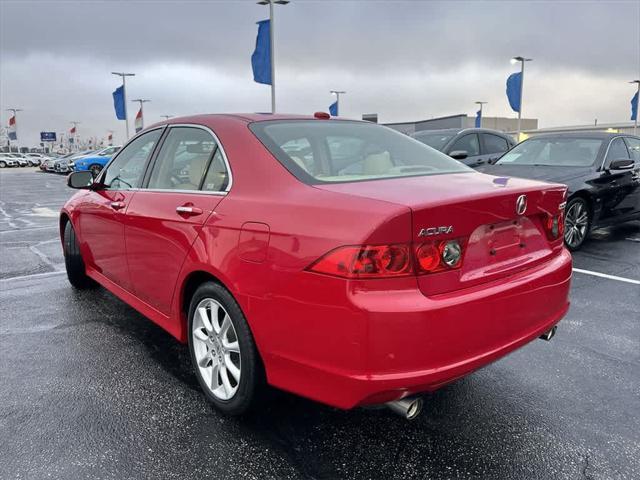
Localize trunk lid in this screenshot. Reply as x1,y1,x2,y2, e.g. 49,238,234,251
314,172,567,295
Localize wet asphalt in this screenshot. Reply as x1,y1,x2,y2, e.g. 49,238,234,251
0,167,638,480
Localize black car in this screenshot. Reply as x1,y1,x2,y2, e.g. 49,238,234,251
411,128,516,168
479,132,640,250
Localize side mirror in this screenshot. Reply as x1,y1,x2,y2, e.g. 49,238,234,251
449,150,468,160
608,159,634,171
67,171,95,189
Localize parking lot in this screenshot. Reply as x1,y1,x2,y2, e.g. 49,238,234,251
0,167,638,479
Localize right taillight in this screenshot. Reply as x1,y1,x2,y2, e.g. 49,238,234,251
544,214,564,240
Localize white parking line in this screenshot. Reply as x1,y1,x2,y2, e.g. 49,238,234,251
626,237,640,243
573,268,640,285
0,271,65,282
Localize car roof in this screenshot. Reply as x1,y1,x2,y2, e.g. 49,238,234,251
146,113,364,129
412,127,513,137
527,132,640,140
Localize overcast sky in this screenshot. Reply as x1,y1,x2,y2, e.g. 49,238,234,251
1,0,639,146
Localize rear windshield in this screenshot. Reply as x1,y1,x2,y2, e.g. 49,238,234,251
249,120,470,184
497,137,603,167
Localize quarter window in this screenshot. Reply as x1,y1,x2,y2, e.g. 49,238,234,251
102,129,162,190
482,134,510,154
450,134,480,156
147,127,228,191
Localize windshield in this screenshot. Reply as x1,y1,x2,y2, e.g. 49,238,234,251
411,132,455,151
497,137,603,167
249,120,470,184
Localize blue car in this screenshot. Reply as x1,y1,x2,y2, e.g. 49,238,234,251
72,146,121,176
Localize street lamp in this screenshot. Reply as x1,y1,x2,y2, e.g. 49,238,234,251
131,98,150,132
257,0,290,114
630,80,640,136
330,90,346,115
475,101,487,128
111,72,135,139
511,56,532,140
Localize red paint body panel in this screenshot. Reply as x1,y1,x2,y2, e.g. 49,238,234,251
61,114,572,410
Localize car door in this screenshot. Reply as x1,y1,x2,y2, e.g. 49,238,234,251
124,125,231,315
481,133,512,164
595,137,636,222
623,136,640,216
78,128,163,291
447,133,482,167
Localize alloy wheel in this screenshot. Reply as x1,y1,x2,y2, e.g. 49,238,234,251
192,298,241,401
564,200,589,249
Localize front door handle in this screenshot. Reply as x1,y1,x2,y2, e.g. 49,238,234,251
110,201,126,210
176,205,203,216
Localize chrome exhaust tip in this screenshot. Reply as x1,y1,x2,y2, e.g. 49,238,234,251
386,396,423,420
539,325,557,341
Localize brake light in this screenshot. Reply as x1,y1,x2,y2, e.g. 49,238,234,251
308,244,413,278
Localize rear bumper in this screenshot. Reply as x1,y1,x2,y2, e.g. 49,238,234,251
266,249,572,409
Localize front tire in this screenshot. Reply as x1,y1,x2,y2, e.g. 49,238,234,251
63,221,95,289
0,161,6,168
188,282,263,415
564,197,591,251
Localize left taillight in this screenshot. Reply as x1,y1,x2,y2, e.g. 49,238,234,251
308,239,466,279
307,244,413,279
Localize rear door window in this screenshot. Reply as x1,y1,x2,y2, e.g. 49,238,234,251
147,127,226,191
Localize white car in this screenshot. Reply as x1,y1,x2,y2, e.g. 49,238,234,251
0,153,19,168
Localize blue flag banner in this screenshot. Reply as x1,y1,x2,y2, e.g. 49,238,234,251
506,72,522,113
631,91,639,121
329,101,338,116
475,109,481,128
252,19,272,85
112,85,126,120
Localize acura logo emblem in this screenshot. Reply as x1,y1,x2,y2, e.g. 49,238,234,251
516,195,527,215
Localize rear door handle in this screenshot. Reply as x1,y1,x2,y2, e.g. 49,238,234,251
110,201,126,210
176,205,203,216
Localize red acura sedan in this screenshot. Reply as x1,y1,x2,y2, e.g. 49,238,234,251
62,114,571,418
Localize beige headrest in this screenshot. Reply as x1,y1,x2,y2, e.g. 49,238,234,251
363,151,392,175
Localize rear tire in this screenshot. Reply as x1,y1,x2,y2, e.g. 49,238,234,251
564,197,591,251
188,281,264,416
63,221,95,289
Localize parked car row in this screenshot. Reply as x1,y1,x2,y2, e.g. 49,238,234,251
39,146,121,175
411,127,640,250
0,152,47,168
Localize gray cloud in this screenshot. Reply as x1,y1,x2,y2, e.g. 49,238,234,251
1,0,639,146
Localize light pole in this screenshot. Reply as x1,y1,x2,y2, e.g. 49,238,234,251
6,108,22,149
257,0,289,114
475,101,487,128
131,98,150,131
631,80,640,136
111,72,135,139
330,90,346,115
511,56,532,141
160,115,173,121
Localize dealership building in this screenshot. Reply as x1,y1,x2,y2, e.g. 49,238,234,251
382,114,538,135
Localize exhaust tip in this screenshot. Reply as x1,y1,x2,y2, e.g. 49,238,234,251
539,325,557,341
386,396,423,420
